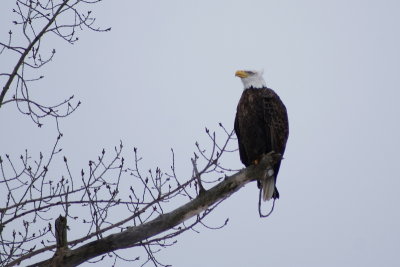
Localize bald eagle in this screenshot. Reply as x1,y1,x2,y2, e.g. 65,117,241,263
234,70,289,201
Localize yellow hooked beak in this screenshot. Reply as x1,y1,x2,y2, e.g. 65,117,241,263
235,70,249,78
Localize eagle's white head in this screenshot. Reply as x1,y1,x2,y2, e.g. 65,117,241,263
235,69,266,89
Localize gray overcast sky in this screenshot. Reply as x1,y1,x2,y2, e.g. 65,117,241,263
1,0,400,266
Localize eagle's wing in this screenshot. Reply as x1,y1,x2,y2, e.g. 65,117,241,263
262,89,289,176
234,112,249,166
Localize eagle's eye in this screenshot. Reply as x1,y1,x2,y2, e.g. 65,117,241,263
246,71,255,75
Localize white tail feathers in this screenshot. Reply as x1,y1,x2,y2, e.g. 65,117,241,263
262,170,275,201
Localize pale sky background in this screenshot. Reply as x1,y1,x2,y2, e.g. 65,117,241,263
1,0,400,266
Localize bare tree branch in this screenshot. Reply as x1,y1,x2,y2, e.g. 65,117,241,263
25,152,280,267
0,0,110,128
1,125,281,267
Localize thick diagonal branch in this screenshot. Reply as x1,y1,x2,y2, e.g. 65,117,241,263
27,152,280,267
